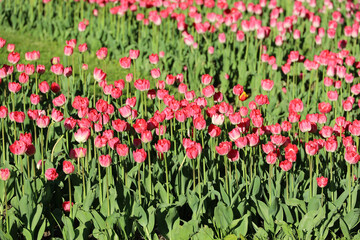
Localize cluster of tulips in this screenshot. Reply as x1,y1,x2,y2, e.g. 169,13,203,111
1,0,360,238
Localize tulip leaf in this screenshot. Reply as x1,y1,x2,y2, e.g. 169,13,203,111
214,202,233,230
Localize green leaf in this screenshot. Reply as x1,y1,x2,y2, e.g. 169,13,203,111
83,189,95,211
91,210,107,230
165,207,179,231
171,219,198,240
255,199,271,226
344,208,360,230
37,219,47,240
339,217,350,239
0,230,12,240
280,204,294,223
219,183,230,206
133,203,148,227
22,228,33,240
307,196,321,212
31,204,43,231
63,216,75,240
298,210,317,233
147,206,156,233
214,202,233,230
275,220,294,238
191,226,214,240
224,234,237,240
251,176,261,196
252,224,268,240
269,198,279,217
237,214,249,237
285,198,306,212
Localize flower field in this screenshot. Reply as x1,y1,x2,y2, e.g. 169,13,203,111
1,0,360,239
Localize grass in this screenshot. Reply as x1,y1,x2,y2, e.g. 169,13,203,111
0,26,127,83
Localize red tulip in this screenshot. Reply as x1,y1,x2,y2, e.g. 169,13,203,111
266,152,278,164
133,119,147,134
133,149,147,163
63,161,75,174
318,102,332,114
51,64,64,75
78,43,88,52
10,140,27,155
99,155,112,167
116,144,129,157
134,79,150,91
74,128,91,143
149,53,159,64
0,106,8,118
325,138,338,152
305,141,319,156
0,168,10,181
155,139,171,153
261,79,274,91
45,168,59,181
299,119,311,133
228,149,240,162
62,201,74,212
316,176,328,188
8,82,21,93
9,111,25,123
119,57,131,69
216,141,232,155
64,46,73,56
141,130,153,143
93,68,106,82
247,133,259,147
279,160,292,171
36,115,50,128
8,52,20,64
96,47,108,60
186,146,199,159
201,74,213,85
345,150,360,164
129,49,140,59
288,99,304,113
51,82,61,93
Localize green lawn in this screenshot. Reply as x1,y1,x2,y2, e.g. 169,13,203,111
0,26,126,83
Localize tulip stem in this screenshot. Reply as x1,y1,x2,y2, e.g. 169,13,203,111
2,119,5,165
4,182,8,233
286,171,289,200
137,164,142,204
107,167,110,216
82,158,86,200
45,122,54,156
348,163,351,212
201,130,206,184
93,81,96,107
192,158,196,192
27,156,30,179
309,155,313,198
41,128,44,176
329,152,333,201
164,152,169,204
224,155,229,195
245,33,249,62
97,160,102,207
243,149,249,195
269,164,272,203
147,142,152,199
197,155,201,198
68,176,72,218
144,92,147,119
